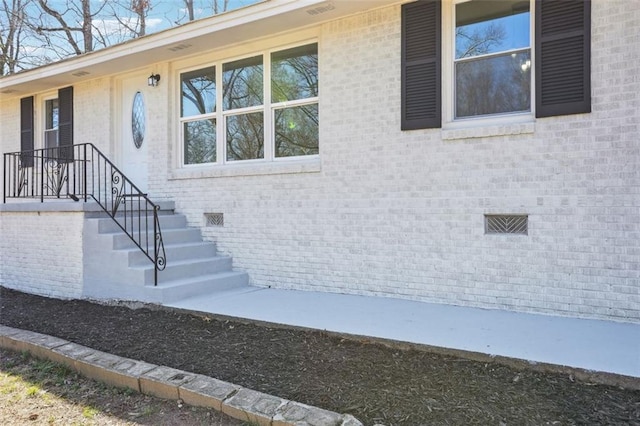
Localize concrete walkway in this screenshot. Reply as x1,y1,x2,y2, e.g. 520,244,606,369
166,287,640,380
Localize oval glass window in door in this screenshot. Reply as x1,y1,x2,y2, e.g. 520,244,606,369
132,91,145,149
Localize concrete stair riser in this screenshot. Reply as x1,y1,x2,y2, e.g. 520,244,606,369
110,228,203,249
95,214,187,234
125,242,218,266
134,257,234,285
155,272,249,303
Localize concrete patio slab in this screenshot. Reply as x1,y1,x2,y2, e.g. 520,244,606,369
167,288,640,380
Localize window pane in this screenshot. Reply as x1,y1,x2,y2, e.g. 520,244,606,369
456,51,531,118
456,0,530,59
181,66,216,117
184,119,216,164
275,104,318,158
226,112,264,161
223,56,263,110
45,99,59,129
271,44,318,103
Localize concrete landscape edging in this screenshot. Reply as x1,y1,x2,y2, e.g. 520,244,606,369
0,325,362,426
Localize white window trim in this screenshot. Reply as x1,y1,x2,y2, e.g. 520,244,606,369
441,0,536,134
178,39,320,170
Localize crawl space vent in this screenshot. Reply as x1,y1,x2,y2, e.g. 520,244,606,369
485,215,528,235
205,212,224,227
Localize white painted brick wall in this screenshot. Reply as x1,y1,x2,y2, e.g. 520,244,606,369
0,98,20,184
0,1,637,323
0,212,84,298
74,78,112,154
151,0,639,323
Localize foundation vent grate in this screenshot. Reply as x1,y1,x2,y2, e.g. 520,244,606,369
205,213,224,227
485,215,528,235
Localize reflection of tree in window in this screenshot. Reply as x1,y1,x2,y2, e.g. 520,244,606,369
456,23,506,59
456,53,530,117
181,67,216,164
184,119,216,164
271,44,318,102
271,44,318,158
223,56,263,110
181,67,216,116
455,0,530,118
180,43,319,164
275,105,318,157
223,56,264,161
45,99,59,153
226,112,264,161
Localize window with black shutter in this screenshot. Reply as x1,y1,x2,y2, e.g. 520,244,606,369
401,0,591,129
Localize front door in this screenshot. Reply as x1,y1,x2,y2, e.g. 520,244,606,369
120,76,148,193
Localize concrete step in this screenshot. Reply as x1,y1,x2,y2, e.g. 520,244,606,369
93,214,187,234
83,201,250,304
150,271,250,303
125,241,218,266
110,227,202,249
133,256,234,285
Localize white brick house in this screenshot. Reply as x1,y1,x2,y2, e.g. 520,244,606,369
1,0,638,323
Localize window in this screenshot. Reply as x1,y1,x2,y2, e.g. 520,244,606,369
224,56,264,161
181,66,216,164
401,0,591,130
454,0,531,118
180,43,318,166
44,98,59,150
272,44,319,158
19,86,73,166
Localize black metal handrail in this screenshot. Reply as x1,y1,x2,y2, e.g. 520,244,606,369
3,143,166,285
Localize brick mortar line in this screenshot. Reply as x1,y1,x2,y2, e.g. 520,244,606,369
0,325,362,426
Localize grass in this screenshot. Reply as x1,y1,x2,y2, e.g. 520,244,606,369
25,385,40,397
82,406,100,419
0,347,244,425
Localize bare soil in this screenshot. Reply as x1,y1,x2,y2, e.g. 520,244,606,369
1,287,639,426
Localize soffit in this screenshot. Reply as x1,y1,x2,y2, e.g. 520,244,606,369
0,0,399,98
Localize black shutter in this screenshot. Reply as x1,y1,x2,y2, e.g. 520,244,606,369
536,0,591,117
20,96,34,167
58,86,74,162
401,0,441,130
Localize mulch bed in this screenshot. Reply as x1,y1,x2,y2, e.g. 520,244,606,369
1,287,639,425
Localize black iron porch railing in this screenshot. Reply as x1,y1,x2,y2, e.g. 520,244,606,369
3,143,166,285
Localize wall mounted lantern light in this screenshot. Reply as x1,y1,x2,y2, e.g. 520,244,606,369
147,74,161,87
